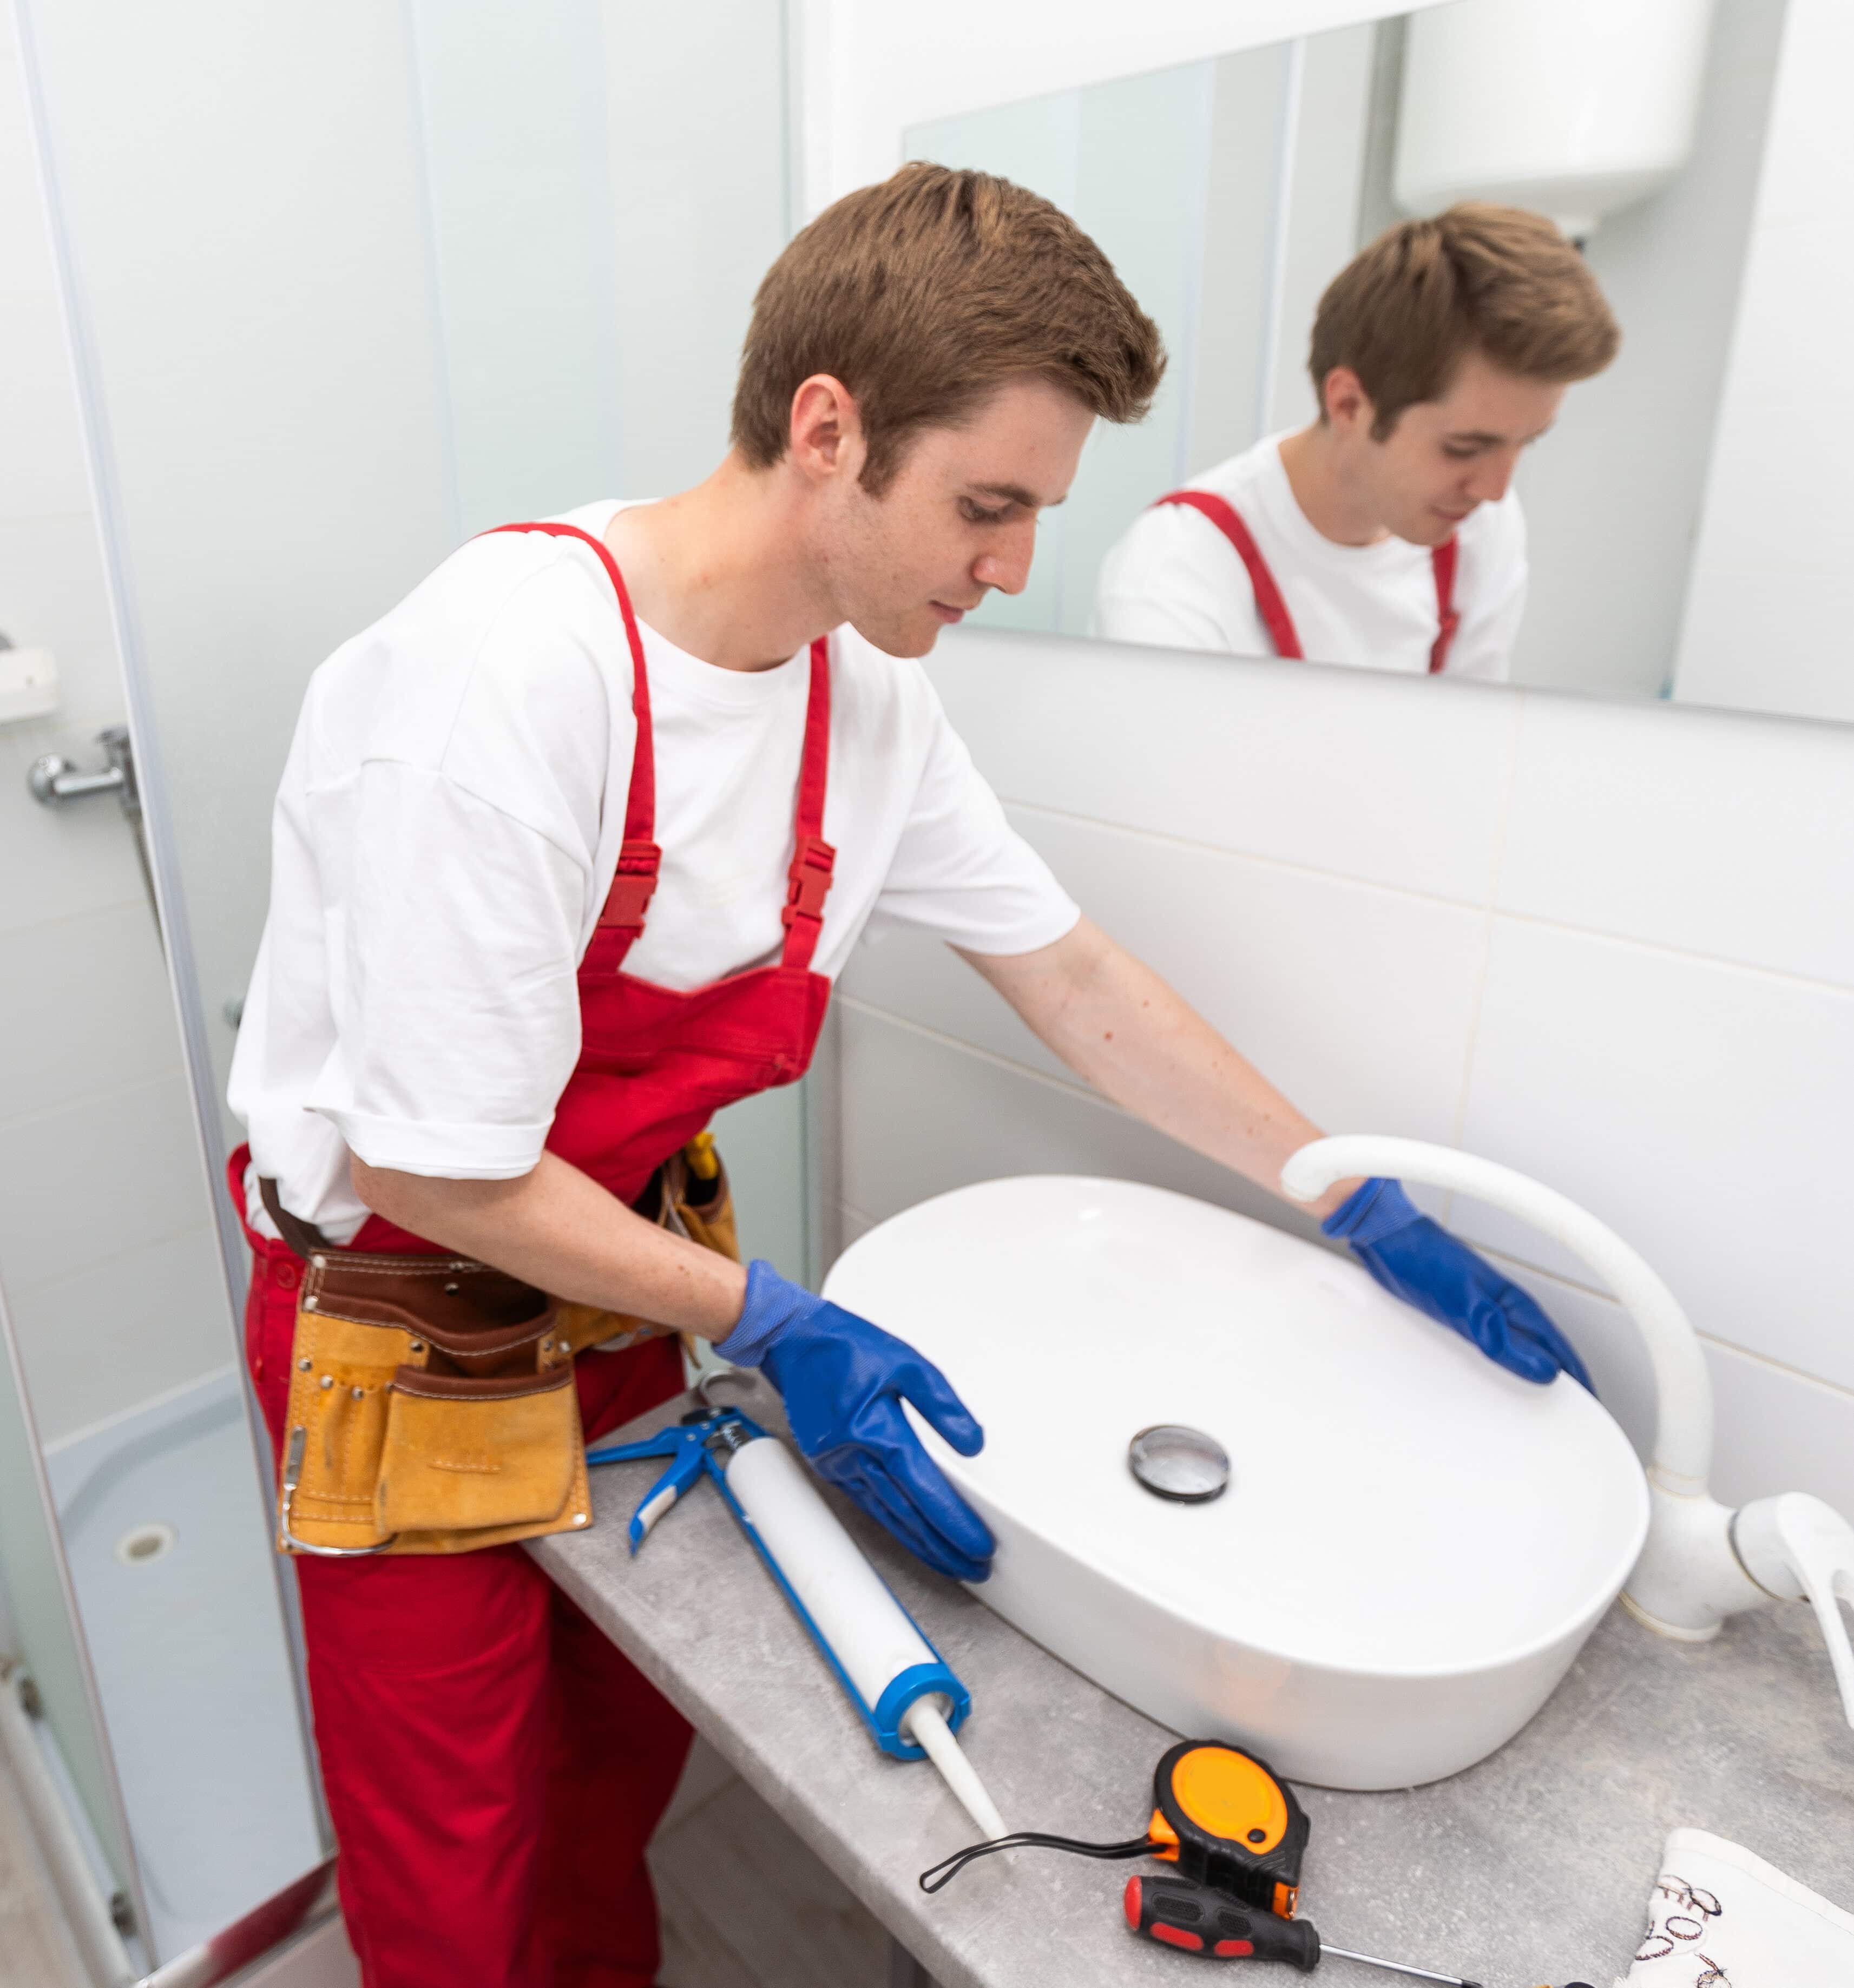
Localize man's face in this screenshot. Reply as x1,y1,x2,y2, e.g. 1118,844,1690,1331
1345,350,1565,547
820,374,1094,657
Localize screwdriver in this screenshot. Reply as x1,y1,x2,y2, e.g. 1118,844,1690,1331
1125,1874,1483,1986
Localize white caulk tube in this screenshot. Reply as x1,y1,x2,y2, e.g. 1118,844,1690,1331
721,1433,1006,1841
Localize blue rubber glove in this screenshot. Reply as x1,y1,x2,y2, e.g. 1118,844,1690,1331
1323,1178,1593,1391
715,1260,995,1582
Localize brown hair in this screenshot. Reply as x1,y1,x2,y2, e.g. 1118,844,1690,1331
732,162,1165,493
1308,203,1619,438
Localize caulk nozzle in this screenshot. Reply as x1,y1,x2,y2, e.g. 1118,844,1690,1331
902,1699,1006,1842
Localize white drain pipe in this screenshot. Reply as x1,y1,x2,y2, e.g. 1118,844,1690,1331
1281,1136,1854,1728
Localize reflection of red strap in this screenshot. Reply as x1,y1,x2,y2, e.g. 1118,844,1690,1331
1156,490,1462,674
1154,490,1301,657
1428,536,1459,675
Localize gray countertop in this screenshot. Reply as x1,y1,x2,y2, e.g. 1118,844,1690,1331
533,1374,1854,1988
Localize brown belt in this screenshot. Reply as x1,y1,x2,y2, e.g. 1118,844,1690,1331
261,1140,739,1558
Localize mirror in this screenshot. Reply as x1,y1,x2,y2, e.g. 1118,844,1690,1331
5,0,793,1975
906,0,1843,724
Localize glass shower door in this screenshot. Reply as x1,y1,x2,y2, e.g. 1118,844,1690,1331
15,0,794,1974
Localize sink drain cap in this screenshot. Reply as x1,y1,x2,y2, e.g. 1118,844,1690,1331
1128,1425,1230,1503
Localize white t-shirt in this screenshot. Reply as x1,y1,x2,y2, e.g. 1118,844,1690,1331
1093,433,1526,681
228,501,1079,1241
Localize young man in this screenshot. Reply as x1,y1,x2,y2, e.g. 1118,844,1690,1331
228,165,1587,1988
1095,203,1620,677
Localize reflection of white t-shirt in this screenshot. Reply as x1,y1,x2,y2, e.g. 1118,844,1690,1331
1094,433,1527,681
229,500,1079,1240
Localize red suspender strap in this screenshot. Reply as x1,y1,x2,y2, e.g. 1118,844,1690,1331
1428,537,1460,675
1153,490,1304,660
779,637,836,972
483,522,659,961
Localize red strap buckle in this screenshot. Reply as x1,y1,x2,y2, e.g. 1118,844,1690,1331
599,839,661,932
780,835,837,929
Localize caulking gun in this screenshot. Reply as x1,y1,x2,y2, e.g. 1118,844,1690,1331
586,1390,1006,1843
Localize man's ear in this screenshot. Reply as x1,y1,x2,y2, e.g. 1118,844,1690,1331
1320,365,1374,439
788,374,866,486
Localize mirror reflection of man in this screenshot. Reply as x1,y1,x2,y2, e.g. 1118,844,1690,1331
1095,205,1618,677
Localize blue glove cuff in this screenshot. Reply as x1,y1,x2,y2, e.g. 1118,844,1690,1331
1322,1176,1422,1248
712,1259,813,1369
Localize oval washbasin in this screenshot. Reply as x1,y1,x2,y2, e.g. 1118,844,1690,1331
821,1176,1649,1789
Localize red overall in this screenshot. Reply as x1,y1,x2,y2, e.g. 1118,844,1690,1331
1153,489,1461,674
233,522,838,1988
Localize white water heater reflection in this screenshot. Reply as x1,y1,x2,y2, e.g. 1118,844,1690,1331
1393,0,1718,240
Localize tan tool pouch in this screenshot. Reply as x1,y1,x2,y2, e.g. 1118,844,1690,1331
267,1136,740,1559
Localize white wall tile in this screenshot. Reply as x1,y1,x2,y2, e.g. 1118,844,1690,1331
926,626,1520,904
845,805,1492,1147
0,29,94,522
1702,1341,1854,1517
839,1004,1330,1247
1454,919,1854,1392
0,512,134,737
0,902,177,1123
0,1075,214,1294
1500,694,1854,988
5,1225,235,1446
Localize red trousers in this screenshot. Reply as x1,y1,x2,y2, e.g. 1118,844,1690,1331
244,1236,692,1988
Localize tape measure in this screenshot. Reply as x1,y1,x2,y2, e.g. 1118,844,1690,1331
917,1736,1307,1912
1146,1740,1310,1918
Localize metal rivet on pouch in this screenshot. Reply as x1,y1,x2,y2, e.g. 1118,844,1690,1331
311,1255,326,1270
298,1358,312,1372
303,1296,318,1311
573,1514,587,1525
409,1341,424,1354
319,1375,333,1390
444,1281,459,1295
351,1386,364,1399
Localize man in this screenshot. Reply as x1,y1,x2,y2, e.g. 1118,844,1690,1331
228,165,1587,1988
1095,203,1619,677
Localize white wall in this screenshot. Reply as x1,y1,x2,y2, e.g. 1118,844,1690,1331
794,0,1422,215
836,634,1854,1520
1673,0,1854,723
1509,0,1788,701
0,8,232,1447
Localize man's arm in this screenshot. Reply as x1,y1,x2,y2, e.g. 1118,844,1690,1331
956,916,1359,1220
961,916,1590,1388
351,1151,747,1333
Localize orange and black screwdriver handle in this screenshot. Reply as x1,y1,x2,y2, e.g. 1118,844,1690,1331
1146,1740,1311,1920
1127,1874,1322,1967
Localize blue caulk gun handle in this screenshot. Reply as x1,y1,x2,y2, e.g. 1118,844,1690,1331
587,1404,1008,1842
585,1408,766,1553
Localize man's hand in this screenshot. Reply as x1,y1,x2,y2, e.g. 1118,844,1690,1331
716,1260,994,1581
1323,1177,1592,1388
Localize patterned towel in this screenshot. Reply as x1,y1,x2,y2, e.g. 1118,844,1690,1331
1617,1828,1854,1988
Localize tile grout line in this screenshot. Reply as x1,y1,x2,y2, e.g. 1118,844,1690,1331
4,1216,220,1300
0,1062,190,1141
0,893,168,950
837,995,1127,1117
1473,1242,1854,1405
1438,690,1530,1216
841,1003,1854,1411
998,796,1854,998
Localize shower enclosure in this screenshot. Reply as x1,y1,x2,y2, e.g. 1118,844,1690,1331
2,2,797,1978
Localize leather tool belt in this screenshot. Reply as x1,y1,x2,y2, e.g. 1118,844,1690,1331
263,1139,740,1558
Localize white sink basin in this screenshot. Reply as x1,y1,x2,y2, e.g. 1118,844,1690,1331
823,1176,1649,1789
